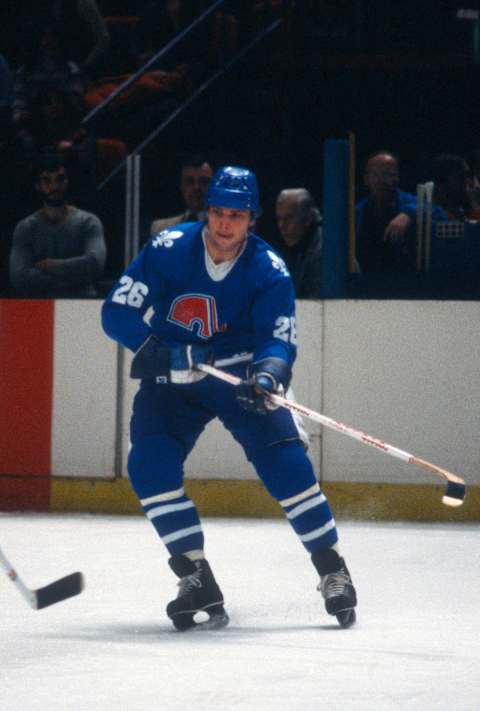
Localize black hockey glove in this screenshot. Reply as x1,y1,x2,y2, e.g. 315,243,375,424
236,357,291,415
130,335,213,383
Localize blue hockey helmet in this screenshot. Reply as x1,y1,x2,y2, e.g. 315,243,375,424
205,166,259,214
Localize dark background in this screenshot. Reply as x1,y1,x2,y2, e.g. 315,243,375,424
135,1,480,245
1,0,479,282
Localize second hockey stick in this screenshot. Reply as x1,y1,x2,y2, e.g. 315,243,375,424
196,363,466,507
0,545,84,609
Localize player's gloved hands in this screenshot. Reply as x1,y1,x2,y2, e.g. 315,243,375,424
130,335,213,383
236,357,291,415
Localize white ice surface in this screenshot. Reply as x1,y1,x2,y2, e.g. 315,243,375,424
1,514,479,711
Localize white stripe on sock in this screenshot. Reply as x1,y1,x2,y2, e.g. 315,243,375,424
146,500,195,520
299,518,336,543
140,486,185,506
279,482,320,508
162,524,203,545
286,493,326,520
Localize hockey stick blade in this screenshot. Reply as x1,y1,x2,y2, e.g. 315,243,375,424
1,546,85,609
35,572,85,610
442,480,466,508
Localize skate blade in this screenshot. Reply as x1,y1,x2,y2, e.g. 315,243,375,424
336,608,356,628
192,611,230,631
171,610,230,631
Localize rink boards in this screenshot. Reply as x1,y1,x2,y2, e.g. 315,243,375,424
0,298,479,521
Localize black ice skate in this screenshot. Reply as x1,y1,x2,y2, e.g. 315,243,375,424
311,548,357,628
166,554,229,631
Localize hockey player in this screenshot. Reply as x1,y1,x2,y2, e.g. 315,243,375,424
101,166,357,630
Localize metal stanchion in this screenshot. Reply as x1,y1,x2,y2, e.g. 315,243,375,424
116,153,142,477
124,153,142,267
416,182,434,272
423,182,434,272
416,183,425,272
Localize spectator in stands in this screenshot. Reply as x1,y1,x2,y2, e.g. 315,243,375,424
56,0,110,77
355,151,417,273
13,25,87,129
14,82,97,207
430,154,471,221
9,153,106,298
151,154,213,234
17,0,110,79
11,2,108,118
134,0,201,71
274,188,322,299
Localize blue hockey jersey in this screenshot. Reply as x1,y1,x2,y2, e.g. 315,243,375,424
102,222,297,367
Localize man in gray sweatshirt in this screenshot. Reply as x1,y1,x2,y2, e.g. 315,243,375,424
9,153,106,297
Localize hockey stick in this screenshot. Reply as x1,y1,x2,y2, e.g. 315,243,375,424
196,363,466,507
0,546,84,609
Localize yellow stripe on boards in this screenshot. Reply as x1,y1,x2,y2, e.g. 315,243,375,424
50,478,480,522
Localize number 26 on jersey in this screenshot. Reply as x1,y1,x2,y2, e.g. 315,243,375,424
112,276,149,308
273,316,297,344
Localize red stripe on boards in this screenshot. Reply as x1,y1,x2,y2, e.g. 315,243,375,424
0,300,53,509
